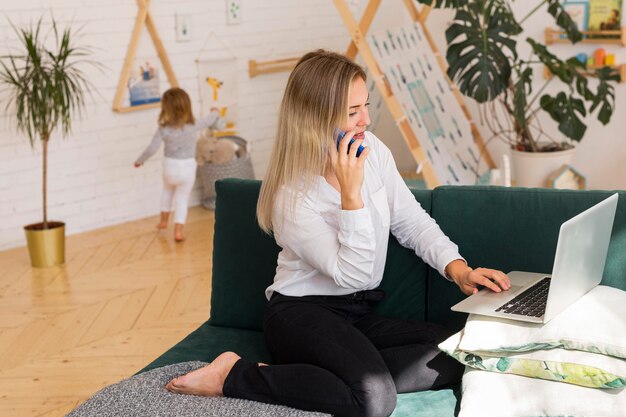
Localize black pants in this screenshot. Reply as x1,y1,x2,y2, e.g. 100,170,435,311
222,290,463,417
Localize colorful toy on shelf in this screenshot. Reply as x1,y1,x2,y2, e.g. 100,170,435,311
587,56,595,67
605,53,616,65
576,52,588,64
594,47,606,66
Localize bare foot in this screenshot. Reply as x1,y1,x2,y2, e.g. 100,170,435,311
174,223,185,242
157,212,170,230
165,352,241,396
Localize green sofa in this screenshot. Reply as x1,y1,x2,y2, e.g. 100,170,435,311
141,179,626,417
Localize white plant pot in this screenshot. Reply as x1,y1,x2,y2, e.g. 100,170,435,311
510,147,576,188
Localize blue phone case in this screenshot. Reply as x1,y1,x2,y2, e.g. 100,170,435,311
335,130,365,157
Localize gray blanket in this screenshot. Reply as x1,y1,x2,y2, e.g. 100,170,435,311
67,361,331,417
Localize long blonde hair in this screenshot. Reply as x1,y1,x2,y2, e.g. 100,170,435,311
158,87,196,128
256,50,367,233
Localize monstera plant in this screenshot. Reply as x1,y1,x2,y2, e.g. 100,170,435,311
418,0,618,153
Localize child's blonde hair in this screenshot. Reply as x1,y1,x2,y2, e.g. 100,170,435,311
256,50,367,233
158,87,196,128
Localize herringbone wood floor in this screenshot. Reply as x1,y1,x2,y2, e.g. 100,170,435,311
0,207,215,417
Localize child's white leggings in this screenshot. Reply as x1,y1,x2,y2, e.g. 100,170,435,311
161,158,197,224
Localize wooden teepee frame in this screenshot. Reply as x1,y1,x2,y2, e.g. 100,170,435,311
113,0,179,113
334,0,494,187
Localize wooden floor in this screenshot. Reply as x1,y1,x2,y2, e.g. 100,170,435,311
0,207,215,417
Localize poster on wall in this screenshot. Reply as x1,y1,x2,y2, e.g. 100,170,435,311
196,57,238,131
127,59,161,106
226,0,242,25
176,13,193,42
369,23,489,185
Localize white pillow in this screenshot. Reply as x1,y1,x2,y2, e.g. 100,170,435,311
440,329,626,389
459,285,626,358
459,367,626,417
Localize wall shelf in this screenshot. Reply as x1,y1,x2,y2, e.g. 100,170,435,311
544,27,626,46
248,57,300,78
543,63,626,83
112,0,179,113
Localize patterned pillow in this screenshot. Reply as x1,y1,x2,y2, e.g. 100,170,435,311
440,330,626,389
439,286,626,389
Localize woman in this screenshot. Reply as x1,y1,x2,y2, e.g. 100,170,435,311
166,50,510,417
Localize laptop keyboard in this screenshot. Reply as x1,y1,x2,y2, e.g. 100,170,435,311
495,277,551,317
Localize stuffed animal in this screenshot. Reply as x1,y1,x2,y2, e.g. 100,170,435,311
195,128,240,165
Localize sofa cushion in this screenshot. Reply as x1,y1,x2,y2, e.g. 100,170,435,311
210,179,435,330
140,322,270,374
210,180,280,331
392,389,460,417
116,362,460,417
138,325,460,416
428,186,626,331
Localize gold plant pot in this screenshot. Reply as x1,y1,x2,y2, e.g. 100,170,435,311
24,221,65,267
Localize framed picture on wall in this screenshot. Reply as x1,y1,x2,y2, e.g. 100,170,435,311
562,1,590,35
588,0,622,31
127,60,161,107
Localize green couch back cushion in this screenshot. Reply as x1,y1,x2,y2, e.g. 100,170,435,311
210,180,281,330
376,189,432,322
427,186,626,331
209,179,433,330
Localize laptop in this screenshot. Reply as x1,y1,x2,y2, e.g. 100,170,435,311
451,193,619,324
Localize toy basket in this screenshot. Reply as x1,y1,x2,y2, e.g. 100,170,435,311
197,135,254,209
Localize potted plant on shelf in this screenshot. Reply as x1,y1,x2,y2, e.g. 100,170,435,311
419,0,619,187
0,18,96,267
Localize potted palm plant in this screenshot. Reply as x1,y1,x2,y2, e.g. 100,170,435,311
419,0,619,187
0,17,96,267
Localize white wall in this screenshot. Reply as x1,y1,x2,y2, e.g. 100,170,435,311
0,0,361,250
1,1,625,251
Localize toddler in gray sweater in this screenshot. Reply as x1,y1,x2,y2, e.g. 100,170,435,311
134,87,225,242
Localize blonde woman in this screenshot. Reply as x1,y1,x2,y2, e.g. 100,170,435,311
134,88,225,241
165,50,509,417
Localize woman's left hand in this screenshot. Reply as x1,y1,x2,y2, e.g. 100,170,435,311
445,260,510,295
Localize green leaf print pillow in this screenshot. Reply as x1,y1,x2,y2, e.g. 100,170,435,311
439,330,626,389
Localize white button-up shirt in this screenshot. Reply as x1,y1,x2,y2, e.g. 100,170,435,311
266,132,462,299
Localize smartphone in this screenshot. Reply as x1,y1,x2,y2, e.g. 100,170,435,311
335,129,365,157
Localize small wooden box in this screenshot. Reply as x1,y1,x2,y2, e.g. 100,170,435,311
547,164,587,190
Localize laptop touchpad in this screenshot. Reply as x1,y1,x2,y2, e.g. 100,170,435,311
480,285,524,297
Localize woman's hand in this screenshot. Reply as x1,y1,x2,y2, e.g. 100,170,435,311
445,259,511,296
330,130,370,210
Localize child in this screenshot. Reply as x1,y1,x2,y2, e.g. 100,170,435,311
134,87,225,242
